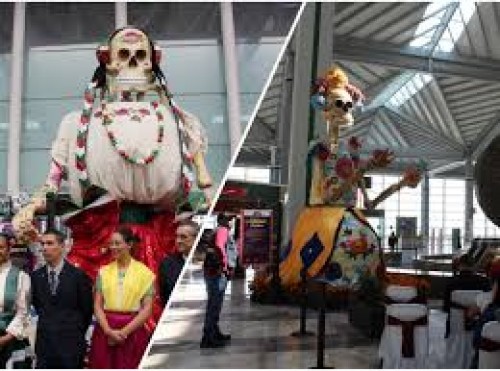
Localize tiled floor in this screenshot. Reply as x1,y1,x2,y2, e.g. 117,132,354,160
141,264,449,369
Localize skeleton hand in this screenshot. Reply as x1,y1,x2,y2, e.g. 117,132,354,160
193,152,213,189
202,187,213,210
33,195,47,213
12,184,57,244
402,166,422,188
369,149,394,169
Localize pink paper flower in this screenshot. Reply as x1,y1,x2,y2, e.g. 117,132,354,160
335,157,354,179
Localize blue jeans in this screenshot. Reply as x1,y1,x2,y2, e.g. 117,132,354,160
203,274,227,340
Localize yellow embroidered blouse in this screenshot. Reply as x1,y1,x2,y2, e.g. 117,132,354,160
96,259,155,312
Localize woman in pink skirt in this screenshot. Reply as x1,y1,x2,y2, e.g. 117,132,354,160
89,226,155,368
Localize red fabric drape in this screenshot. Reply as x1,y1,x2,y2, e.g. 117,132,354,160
66,201,177,328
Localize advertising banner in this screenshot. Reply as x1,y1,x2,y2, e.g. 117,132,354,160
241,209,273,265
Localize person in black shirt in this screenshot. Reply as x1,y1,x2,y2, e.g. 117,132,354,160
158,220,199,306
388,231,398,252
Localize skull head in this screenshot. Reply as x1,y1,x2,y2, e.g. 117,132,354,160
323,87,354,128
106,28,155,93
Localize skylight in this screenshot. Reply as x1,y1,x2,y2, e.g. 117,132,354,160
389,1,477,107
435,2,476,53
389,73,433,107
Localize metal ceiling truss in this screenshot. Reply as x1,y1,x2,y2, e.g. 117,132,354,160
377,108,412,147
333,37,500,82
471,109,500,160
383,106,464,153
428,160,466,176
359,145,463,161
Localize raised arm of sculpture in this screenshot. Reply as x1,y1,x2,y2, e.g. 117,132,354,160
362,165,422,210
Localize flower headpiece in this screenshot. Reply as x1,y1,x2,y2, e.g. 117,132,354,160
311,66,365,110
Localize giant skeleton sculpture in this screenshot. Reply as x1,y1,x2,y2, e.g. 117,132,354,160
277,67,423,289
12,27,213,323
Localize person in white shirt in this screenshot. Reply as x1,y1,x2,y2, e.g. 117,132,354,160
0,233,31,368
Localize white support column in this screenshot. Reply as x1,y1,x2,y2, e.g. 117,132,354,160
7,2,26,195
220,2,242,156
115,2,128,29
283,4,316,239
420,171,430,249
276,48,294,186
269,145,279,184
464,158,474,247
314,2,335,139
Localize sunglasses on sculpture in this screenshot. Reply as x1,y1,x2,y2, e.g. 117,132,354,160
334,99,353,113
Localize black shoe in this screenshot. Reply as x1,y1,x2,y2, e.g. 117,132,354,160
200,337,226,348
215,331,231,341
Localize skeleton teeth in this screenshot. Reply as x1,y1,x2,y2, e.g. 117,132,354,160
116,77,148,85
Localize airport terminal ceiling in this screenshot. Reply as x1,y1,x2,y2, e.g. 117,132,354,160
238,2,500,181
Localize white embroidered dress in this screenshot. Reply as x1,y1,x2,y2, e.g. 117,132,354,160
50,101,207,207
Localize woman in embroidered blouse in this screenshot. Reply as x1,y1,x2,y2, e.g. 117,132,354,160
0,234,31,368
88,226,155,369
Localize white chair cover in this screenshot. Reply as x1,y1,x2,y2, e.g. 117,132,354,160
479,321,500,369
385,285,418,303
477,291,493,312
379,303,428,369
446,289,484,369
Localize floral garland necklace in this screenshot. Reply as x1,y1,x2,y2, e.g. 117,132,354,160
75,83,165,191
100,100,165,164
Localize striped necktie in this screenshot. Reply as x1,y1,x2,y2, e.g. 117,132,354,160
49,270,57,295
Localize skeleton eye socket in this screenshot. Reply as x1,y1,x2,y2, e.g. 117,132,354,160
118,49,130,61
135,49,147,61
345,101,353,110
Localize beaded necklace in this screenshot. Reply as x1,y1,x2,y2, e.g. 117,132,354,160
75,83,195,201
100,100,165,165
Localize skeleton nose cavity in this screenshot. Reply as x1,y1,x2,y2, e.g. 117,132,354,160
129,56,138,67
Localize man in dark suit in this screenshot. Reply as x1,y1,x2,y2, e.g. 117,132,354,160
31,229,93,368
159,219,199,305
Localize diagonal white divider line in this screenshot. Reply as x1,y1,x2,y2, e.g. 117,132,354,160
139,2,306,367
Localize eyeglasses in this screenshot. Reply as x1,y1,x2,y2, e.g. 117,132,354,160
334,99,353,113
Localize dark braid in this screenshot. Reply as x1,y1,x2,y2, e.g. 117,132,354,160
153,64,170,98
92,64,107,89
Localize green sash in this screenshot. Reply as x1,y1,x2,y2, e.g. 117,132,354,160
0,266,19,332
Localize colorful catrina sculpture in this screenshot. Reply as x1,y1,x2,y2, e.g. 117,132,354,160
13,27,212,320
278,66,422,289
